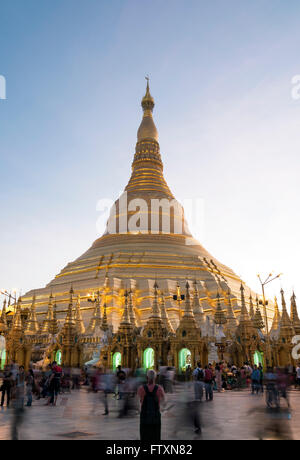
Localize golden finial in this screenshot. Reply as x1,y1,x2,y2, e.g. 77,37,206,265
141,75,155,112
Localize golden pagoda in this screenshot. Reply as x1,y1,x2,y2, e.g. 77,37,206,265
3,80,286,371
20,80,261,331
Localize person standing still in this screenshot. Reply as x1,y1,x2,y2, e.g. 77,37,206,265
193,363,204,401
204,365,214,401
138,370,165,441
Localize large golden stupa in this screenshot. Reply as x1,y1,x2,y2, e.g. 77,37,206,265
20,81,274,332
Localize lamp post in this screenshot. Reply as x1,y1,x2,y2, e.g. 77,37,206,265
257,273,282,366
0,290,17,303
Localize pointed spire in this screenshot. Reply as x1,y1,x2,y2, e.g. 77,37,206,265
11,297,23,333
214,293,227,325
224,289,237,335
137,78,158,143
141,76,155,112
50,299,59,335
0,298,8,333
101,302,109,332
64,286,75,327
249,294,255,320
279,289,295,341
120,290,131,325
290,292,300,334
239,284,251,323
271,296,281,332
183,282,194,318
150,281,161,319
75,295,85,335
128,290,138,327
24,293,40,335
160,291,174,333
192,280,205,326
88,290,102,333
124,79,173,200
41,293,54,334
253,297,265,330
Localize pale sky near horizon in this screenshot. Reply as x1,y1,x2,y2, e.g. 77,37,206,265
0,0,299,309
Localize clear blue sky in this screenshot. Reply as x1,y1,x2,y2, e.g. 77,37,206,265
0,0,299,307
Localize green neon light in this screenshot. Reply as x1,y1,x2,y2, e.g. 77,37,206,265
253,350,264,367
143,348,154,369
55,350,62,365
113,352,122,370
179,348,191,371
0,349,6,370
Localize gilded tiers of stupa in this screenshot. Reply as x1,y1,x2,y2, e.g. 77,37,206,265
19,81,275,332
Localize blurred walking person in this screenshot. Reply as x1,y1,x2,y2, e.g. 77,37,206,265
138,369,165,441
101,369,115,416
25,369,34,407
277,367,291,408
116,365,126,400
295,364,300,389
193,362,204,401
265,367,279,408
46,361,63,406
11,365,25,440
251,365,260,395
258,364,264,393
215,364,223,392
1,365,13,408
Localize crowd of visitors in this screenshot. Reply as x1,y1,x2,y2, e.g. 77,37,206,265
0,359,299,440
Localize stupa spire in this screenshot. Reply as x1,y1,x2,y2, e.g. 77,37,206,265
24,293,40,335
41,293,54,334
193,280,205,325
290,292,300,334
249,294,255,320
160,291,174,333
124,79,173,199
183,282,195,318
239,284,251,324
88,290,102,333
271,296,281,332
279,289,295,341
120,290,131,325
0,298,8,333
253,297,265,330
64,286,75,327
128,290,138,327
141,76,155,113
214,293,227,325
75,295,85,335
138,76,157,142
11,297,23,334
150,281,161,319
50,299,59,335
101,302,109,331
224,289,237,335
